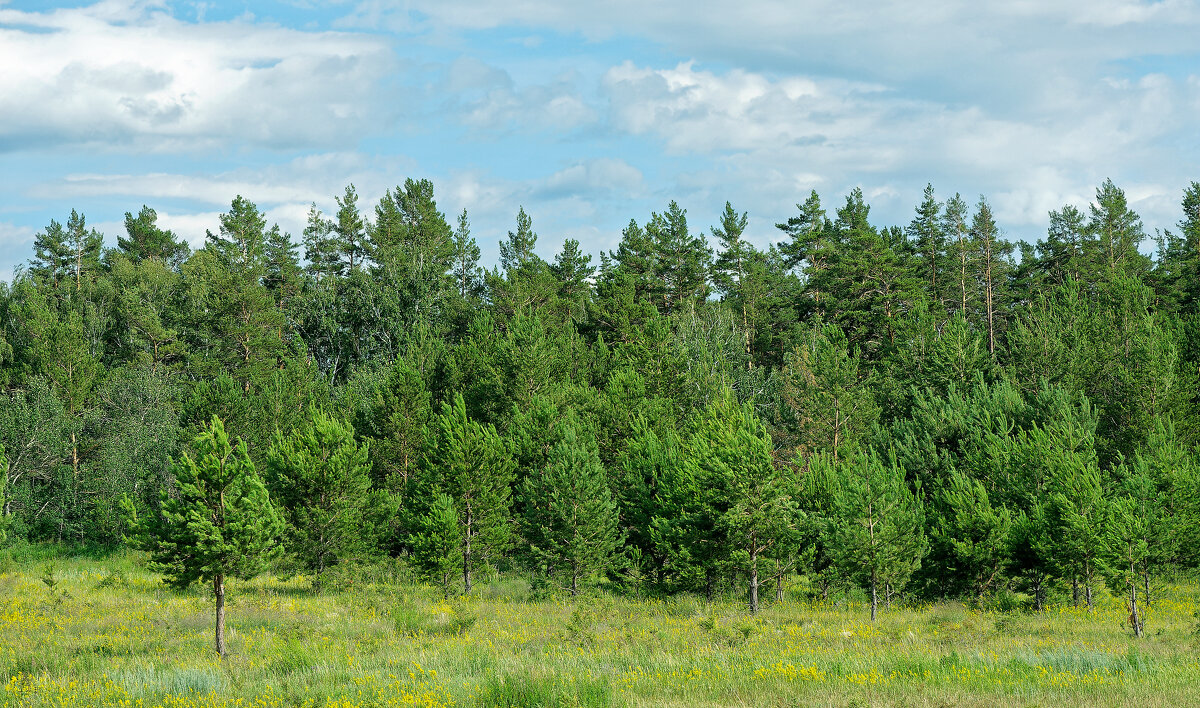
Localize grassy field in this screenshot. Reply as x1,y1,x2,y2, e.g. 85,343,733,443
3,549,1200,707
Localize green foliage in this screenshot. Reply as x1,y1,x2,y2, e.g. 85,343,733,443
419,393,516,593
128,416,284,590
520,419,621,595
829,449,927,620
266,412,395,584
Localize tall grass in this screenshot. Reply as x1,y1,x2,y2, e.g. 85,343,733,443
2,552,1199,707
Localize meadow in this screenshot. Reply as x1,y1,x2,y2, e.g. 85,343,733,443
3,548,1200,708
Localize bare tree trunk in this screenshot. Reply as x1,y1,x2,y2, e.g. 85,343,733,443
1072,577,1079,608
463,511,473,593
870,575,878,622
749,545,759,613
214,574,227,657
1130,561,1144,638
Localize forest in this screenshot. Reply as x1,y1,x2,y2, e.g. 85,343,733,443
1,176,1199,639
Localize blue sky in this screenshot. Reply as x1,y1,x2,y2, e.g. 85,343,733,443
1,0,1198,280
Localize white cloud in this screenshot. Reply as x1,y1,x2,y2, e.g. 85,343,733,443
596,59,1199,239
0,1,394,153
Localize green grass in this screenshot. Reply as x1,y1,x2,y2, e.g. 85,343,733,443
3,551,1200,707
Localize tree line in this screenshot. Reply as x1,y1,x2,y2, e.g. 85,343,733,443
2,177,1200,639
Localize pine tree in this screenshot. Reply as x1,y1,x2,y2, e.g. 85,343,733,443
830,450,927,621
1104,494,1148,637
262,225,302,308
933,472,1011,600
520,420,621,595
907,184,944,307
702,392,794,612
206,196,268,275
776,190,830,279
942,193,973,319
302,204,341,280
777,323,879,461
335,184,368,273
408,492,463,595
1042,205,1087,285
969,197,1012,355
452,209,484,301
1087,178,1148,278
711,201,756,363
649,201,711,316
119,206,189,267
1044,445,1108,610
500,206,539,276
551,238,594,324
265,413,394,587
125,416,283,656
29,218,71,287
420,393,516,592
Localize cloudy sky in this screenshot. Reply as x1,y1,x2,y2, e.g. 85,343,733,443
1,0,1198,280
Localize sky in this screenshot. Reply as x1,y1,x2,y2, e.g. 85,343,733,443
1,0,1198,280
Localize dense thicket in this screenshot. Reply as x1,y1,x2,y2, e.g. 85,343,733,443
3,178,1200,628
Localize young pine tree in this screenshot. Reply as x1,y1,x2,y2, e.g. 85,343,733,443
125,416,283,657
519,420,621,596
830,450,927,621
420,393,516,593
408,492,463,596
265,412,394,588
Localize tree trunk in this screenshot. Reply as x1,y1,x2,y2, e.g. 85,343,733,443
463,512,473,593
870,576,878,622
1072,577,1079,608
705,571,715,603
1130,560,1144,638
775,573,784,603
214,574,227,657
748,545,759,614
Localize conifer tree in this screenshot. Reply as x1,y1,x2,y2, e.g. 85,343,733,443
776,190,830,285
551,238,594,323
649,200,711,316
942,193,973,319
933,471,1011,600
969,196,1012,355
830,450,926,621
206,196,267,274
1087,178,1147,278
335,184,368,273
520,420,621,595
1042,205,1087,285
907,184,944,306
265,413,393,587
777,323,879,461
29,218,71,287
420,393,516,592
452,209,484,302
711,201,756,362
408,492,462,595
500,206,539,275
125,416,283,657
302,204,341,280
119,206,189,267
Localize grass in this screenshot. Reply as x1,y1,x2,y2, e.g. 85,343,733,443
3,550,1200,707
